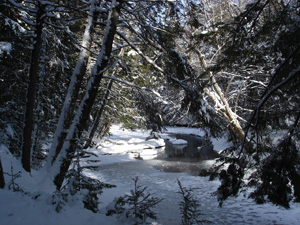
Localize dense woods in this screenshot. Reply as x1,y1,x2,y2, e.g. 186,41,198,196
1,0,299,214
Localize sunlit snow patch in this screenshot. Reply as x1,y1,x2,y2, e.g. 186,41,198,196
128,138,145,144
142,138,165,148
96,136,165,158
169,138,188,145
134,148,163,160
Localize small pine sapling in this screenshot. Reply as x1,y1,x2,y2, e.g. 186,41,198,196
107,176,163,224
4,162,22,192
177,179,210,225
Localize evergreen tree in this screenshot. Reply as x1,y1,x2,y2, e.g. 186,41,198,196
21,0,46,173
107,177,163,224
48,0,101,166
213,0,300,208
0,0,30,156
177,179,209,225
52,0,123,190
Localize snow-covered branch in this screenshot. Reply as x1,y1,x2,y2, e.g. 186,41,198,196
117,31,164,73
255,65,300,125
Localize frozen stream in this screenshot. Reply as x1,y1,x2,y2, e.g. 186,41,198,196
96,159,300,225
86,126,300,225
1,126,299,225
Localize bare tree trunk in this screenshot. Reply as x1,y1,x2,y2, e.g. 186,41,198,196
21,2,44,172
0,156,4,189
198,52,245,143
84,77,114,149
52,0,123,190
97,120,112,139
48,0,100,167
32,28,47,160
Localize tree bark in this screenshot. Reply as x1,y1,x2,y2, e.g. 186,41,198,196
198,52,245,143
97,120,112,139
83,77,114,149
48,0,100,167
21,2,44,173
52,0,123,190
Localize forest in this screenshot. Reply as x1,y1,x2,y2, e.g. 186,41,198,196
0,0,300,224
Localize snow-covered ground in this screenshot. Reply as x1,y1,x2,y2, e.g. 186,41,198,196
1,125,300,225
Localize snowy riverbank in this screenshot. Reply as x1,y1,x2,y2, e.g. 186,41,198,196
1,125,300,225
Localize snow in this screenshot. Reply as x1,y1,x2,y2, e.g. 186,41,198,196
169,138,188,145
5,124,14,138
127,49,137,56
5,18,26,34
164,126,206,136
0,42,12,55
211,137,232,152
1,125,300,225
0,144,10,155
0,189,121,225
88,126,165,165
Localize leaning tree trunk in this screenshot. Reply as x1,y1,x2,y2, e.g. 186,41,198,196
118,37,245,142
47,0,100,167
21,3,45,173
83,77,114,149
198,52,245,143
52,0,123,190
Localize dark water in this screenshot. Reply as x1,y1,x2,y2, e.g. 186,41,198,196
153,133,219,175
157,133,219,161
